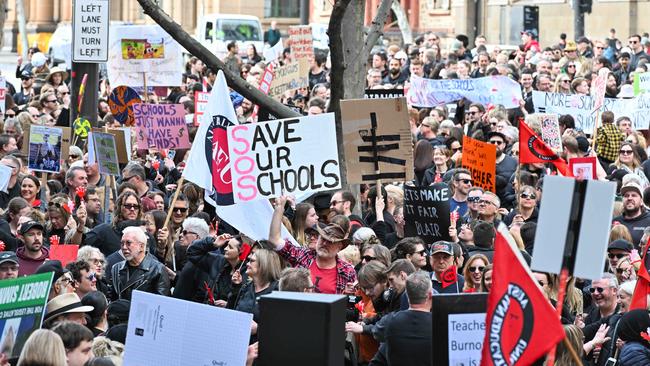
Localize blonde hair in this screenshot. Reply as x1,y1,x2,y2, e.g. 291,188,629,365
17,329,67,366
610,224,633,243
462,254,489,291
555,325,584,366
338,245,361,266
92,336,124,358
385,185,404,208
252,249,283,285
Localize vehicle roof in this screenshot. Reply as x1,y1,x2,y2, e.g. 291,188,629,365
200,14,261,21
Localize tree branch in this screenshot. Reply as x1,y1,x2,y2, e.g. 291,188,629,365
362,0,392,56
136,0,300,119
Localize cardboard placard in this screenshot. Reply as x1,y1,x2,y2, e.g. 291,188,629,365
0,273,53,358
528,113,562,151
403,183,452,243
27,126,63,173
288,25,313,60
49,245,79,267
91,128,129,164
133,103,190,150
340,98,413,184
269,59,310,97
591,73,607,112
93,132,120,176
364,89,404,99
634,71,650,95
22,126,71,162
227,113,341,203
568,156,597,180
461,136,496,193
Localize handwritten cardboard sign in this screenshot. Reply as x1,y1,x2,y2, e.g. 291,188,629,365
288,25,313,60
269,59,310,97
634,72,650,95
341,98,413,184
461,136,496,193
227,113,341,203
133,103,190,150
404,183,452,244
528,113,562,152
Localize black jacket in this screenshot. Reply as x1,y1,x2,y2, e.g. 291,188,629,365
85,222,156,257
231,280,278,322
109,253,170,300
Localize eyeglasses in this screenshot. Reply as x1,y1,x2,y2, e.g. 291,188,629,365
490,122,497,126
469,266,485,273
123,175,136,182
330,200,344,207
520,193,537,200
561,80,570,83
413,249,427,256
452,147,462,153
479,200,497,207
21,77,31,81
123,204,140,211
595,46,604,50
182,230,198,236
85,273,96,281
608,253,628,259
4,113,15,119
120,239,141,247
619,149,634,155
69,154,80,159
589,287,606,294
455,179,472,185
362,255,376,262
616,267,628,274
174,207,188,213
567,65,576,68
90,258,105,265
538,281,547,287
466,111,479,115
59,91,70,95
488,140,504,145
467,196,481,203
47,99,57,103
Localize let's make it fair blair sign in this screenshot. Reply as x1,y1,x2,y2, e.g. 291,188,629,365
227,113,341,203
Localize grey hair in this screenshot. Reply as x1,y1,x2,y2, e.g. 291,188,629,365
3,118,22,134
619,280,636,296
439,120,455,130
406,271,432,305
122,226,147,246
182,217,210,239
601,272,619,288
65,166,85,183
77,246,106,272
123,163,146,181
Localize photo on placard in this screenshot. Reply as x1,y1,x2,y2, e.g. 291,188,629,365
27,126,62,173
568,157,597,180
0,317,21,357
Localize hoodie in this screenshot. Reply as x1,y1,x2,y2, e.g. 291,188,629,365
16,246,49,276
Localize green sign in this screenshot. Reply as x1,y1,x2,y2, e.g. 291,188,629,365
93,132,120,176
633,72,650,95
0,272,53,357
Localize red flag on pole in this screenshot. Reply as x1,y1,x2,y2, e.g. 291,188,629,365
480,228,565,366
440,265,458,289
519,121,569,176
630,239,650,310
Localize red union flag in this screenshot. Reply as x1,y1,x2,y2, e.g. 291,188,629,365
480,228,564,366
519,121,568,176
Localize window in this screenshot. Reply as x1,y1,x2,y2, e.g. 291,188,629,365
427,0,450,11
217,20,262,42
205,22,214,43
265,0,300,18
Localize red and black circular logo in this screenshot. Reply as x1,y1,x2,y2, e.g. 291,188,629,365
527,135,559,162
205,115,235,205
488,283,534,364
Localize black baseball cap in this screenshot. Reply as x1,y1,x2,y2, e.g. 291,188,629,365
19,221,44,235
35,260,65,284
0,252,18,266
608,239,633,253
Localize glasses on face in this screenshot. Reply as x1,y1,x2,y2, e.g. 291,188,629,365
589,287,606,294
5,113,15,119
466,111,479,115
330,200,343,207
561,80,570,83
452,147,462,153
616,267,628,274
174,207,188,214
629,40,639,44
90,258,105,265
620,149,634,155
413,249,427,256
123,203,140,211
467,196,481,203
538,281,547,287
455,178,472,185
59,91,70,96
21,77,31,82
479,199,497,207
69,154,80,159
182,230,198,236
488,140,504,145
595,46,604,50
608,253,627,259
47,99,57,103
469,266,485,273
361,255,376,262
567,65,576,68
85,273,96,281
520,192,536,200
123,175,136,182
120,239,140,247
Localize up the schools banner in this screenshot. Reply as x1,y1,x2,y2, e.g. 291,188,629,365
407,75,523,109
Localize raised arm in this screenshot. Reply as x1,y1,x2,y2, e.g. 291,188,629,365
269,195,288,250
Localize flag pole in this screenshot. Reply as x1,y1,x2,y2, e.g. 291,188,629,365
545,268,582,365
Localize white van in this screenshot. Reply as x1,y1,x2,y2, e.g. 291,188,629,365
196,14,264,60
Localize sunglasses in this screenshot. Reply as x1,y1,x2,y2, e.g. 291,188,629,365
538,281,547,287
619,149,634,155
520,193,536,200
488,140,504,145
413,249,427,256
452,147,462,153
469,266,485,273
123,204,140,211
608,253,627,259
479,200,497,207
182,230,198,236
59,91,70,95
589,287,606,294
616,267,628,274
455,179,472,185
467,196,481,203
362,255,376,262
174,207,188,213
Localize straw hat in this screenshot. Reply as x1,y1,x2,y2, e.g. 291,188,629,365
44,293,94,321
46,66,69,84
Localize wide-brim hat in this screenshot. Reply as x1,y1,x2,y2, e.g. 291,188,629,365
46,67,68,84
564,41,578,52
313,223,351,249
45,293,94,321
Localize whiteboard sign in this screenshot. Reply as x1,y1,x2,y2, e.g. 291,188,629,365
448,312,485,365
72,0,110,62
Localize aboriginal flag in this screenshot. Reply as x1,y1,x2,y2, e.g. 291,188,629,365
519,121,569,176
480,227,564,366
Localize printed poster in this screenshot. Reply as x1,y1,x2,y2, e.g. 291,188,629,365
27,126,62,173
93,132,120,176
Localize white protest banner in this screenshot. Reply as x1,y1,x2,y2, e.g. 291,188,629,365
407,75,523,109
289,25,313,60
72,0,110,62
532,91,650,133
227,113,341,203
0,77,6,115
193,91,209,126
269,59,310,97
124,291,252,366
107,25,183,86
263,38,284,62
448,313,485,365
634,72,650,95
0,164,10,193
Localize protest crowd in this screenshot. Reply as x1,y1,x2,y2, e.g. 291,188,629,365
4,14,650,366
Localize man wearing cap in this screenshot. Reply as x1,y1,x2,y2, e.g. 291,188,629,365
613,182,650,247
607,239,632,273
110,226,170,300
16,221,49,276
429,241,465,294
13,70,35,106
43,292,94,328
0,251,18,280
270,196,356,295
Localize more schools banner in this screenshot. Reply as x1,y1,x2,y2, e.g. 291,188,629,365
532,91,650,133
407,75,522,109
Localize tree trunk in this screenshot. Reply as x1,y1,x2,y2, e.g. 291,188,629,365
341,0,365,100
136,0,300,119
391,0,413,45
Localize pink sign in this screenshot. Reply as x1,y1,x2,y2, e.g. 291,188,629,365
133,103,191,150
591,75,606,112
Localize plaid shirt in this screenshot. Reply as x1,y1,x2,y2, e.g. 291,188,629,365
596,123,625,162
278,240,357,294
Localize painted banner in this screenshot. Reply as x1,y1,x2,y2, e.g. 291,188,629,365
93,132,120,175
403,183,452,243
634,72,650,95
407,75,523,109
461,136,496,193
341,98,414,184
108,86,142,126
532,91,650,133
269,59,309,97
107,25,183,86
27,126,63,173
133,104,191,150
194,91,209,126
591,74,607,112
528,113,562,151
227,113,341,203
288,25,313,60
0,272,53,358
